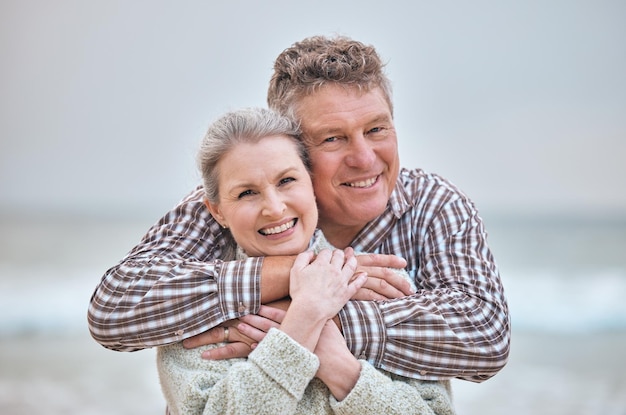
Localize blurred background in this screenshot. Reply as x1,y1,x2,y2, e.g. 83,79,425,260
1,1,625,414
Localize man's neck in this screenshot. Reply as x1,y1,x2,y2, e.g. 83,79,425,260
319,223,362,249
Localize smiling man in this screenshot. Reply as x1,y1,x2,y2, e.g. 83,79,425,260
296,84,400,248
88,35,510,385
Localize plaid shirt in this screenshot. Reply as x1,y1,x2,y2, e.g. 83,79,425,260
88,168,510,381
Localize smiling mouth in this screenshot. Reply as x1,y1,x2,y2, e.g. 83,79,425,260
343,176,378,188
259,219,297,236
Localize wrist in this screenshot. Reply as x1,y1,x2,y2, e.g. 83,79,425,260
331,314,342,332
279,306,326,352
260,256,296,302
319,354,361,401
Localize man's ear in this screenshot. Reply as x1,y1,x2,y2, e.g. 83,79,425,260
203,198,227,228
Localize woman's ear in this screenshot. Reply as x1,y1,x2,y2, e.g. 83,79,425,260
203,198,227,228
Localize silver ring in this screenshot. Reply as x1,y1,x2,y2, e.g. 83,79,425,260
224,327,230,342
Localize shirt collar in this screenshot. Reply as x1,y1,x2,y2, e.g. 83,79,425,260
350,171,412,252
388,170,412,218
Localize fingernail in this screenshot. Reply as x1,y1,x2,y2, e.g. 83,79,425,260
201,350,212,360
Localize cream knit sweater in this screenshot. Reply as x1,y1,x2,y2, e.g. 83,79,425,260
157,231,455,415
158,328,454,415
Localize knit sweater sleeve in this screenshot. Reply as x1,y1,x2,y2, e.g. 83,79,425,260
330,361,456,415
157,328,319,415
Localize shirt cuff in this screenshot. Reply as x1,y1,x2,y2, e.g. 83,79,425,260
216,257,263,319
338,301,386,367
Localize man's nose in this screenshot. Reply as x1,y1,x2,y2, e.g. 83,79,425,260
345,134,376,168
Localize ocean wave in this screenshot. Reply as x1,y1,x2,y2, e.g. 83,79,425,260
0,265,97,336
1,265,625,336
504,268,626,333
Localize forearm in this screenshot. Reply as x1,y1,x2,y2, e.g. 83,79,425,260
279,304,327,352
340,181,511,381
89,254,298,351
339,287,510,381
87,188,255,350
316,343,361,401
259,255,296,303
88,255,262,351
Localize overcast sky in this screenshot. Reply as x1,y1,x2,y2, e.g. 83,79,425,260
1,0,625,220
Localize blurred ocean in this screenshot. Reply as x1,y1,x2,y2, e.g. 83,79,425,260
1,212,625,414
1,213,625,337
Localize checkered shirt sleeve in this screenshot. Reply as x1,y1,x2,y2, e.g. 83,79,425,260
338,168,510,382
87,186,263,351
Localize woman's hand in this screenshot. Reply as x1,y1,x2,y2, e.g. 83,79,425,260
314,320,361,401
289,249,365,321
277,248,366,352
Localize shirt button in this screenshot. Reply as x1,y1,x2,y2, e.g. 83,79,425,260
238,304,247,313
420,370,428,376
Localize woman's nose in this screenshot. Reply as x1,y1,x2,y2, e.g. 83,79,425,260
262,191,286,217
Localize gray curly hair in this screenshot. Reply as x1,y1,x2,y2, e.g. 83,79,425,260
267,35,393,120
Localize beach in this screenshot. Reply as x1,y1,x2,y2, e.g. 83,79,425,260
1,329,625,415
1,215,625,414
3,1,625,412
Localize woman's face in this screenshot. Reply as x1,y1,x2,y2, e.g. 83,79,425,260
206,135,318,257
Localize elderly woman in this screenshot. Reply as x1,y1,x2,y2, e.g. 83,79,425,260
157,107,454,415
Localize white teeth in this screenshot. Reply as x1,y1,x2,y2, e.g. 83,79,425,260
346,177,377,188
260,219,296,235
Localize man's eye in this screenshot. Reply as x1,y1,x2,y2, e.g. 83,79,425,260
279,177,295,186
323,136,338,143
368,127,383,134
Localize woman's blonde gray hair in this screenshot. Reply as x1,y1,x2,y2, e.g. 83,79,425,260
197,107,308,204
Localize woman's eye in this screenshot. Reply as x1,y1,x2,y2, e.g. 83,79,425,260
323,136,338,143
237,190,254,199
279,177,295,186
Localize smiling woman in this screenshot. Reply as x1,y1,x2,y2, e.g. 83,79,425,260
155,107,454,414
202,133,318,258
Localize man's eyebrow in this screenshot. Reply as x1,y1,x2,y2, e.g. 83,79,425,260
312,114,393,132
311,127,342,137
367,114,393,125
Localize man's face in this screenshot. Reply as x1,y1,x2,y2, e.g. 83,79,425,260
296,85,400,246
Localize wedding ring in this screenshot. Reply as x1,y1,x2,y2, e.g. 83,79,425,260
224,327,230,342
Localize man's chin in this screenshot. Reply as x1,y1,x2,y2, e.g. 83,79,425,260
344,202,387,224
319,194,387,222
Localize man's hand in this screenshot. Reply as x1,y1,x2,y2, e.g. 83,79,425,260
182,321,255,359
182,305,286,360
354,253,413,300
